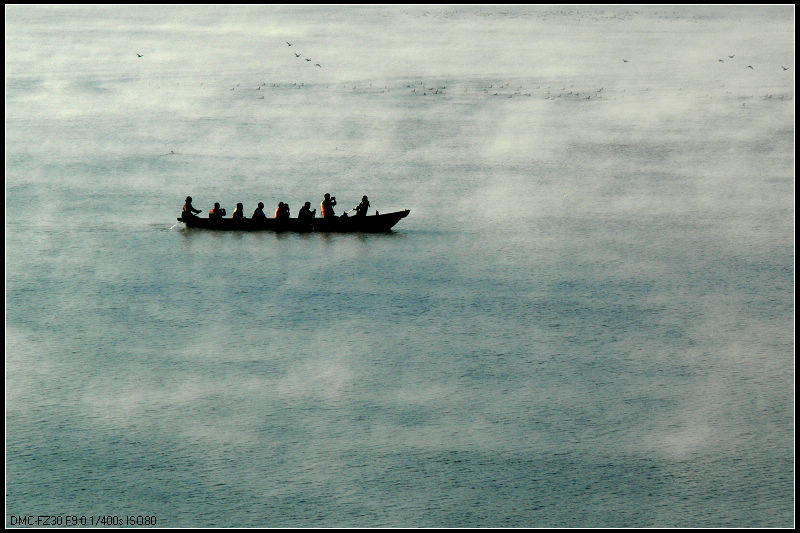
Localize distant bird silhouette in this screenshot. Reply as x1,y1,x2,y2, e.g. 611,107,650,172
136,53,143,58
315,63,321,67
781,66,790,70
294,53,301,57
718,59,724,62
305,58,311,61
747,65,754,69
622,59,629,62
729,54,735,58
286,41,292,46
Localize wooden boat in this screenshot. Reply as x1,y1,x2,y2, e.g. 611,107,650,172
311,210,410,232
177,209,410,233
177,215,312,232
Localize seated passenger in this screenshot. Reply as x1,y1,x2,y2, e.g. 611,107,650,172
232,202,245,220
208,202,226,219
298,201,316,222
355,195,370,217
252,202,267,219
274,202,290,220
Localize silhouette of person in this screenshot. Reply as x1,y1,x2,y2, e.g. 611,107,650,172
298,201,316,222
182,196,201,218
275,202,290,219
355,195,370,217
232,202,245,220
252,202,267,219
208,202,226,219
321,193,336,218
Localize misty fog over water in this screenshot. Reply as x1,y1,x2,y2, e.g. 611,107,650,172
6,5,794,527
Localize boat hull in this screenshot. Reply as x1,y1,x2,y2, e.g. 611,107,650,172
178,210,409,233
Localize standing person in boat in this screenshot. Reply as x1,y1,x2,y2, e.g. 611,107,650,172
182,196,202,218
298,201,316,222
208,202,226,220
232,202,245,220
321,193,337,218
354,195,370,217
252,202,267,219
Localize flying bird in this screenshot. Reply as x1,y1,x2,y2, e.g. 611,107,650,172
782,66,790,70
315,63,321,67
305,58,311,61
746,65,754,69
286,41,292,46
294,52,301,57
729,54,735,58
136,53,143,58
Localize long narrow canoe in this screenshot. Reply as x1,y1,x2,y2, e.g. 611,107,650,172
177,209,410,233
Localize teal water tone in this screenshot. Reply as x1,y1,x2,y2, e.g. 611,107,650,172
6,5,794,527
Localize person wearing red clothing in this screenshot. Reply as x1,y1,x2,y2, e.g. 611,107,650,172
321,193,336,218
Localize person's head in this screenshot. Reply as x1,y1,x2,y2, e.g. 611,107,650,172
258,202,264,209
237,203,243,208
362,195,368,201
324,193,330,199
185,196,192,203
214,202,220,208
304,201,311,208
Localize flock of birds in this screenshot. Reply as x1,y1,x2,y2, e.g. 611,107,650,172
711,53,791,71
136,44,792,73
146,40,790,157
135,43,791,104
285,41,322,68
226,78,613,102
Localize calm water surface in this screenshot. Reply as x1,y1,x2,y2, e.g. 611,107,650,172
6,5,794,527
